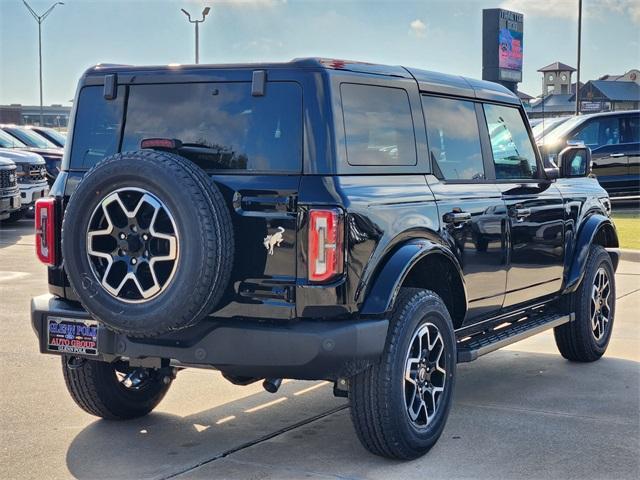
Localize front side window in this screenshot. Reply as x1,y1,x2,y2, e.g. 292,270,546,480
484,104,538,180
341,83,416,166
571,117,619,148
422,96,484,181
122,82,302,173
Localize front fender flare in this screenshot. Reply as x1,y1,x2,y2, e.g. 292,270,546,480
564,214,619,293
360,239,466,316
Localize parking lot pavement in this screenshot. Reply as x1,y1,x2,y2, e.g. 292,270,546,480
1,218,639,480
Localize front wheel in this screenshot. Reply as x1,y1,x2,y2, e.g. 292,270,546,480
554,245,616,362
61,356,172,420
349,288,456,459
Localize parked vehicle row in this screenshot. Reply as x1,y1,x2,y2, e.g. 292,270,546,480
0,125,64,186
30,58,619,460
0,157,21,221
0,148,49,222
532,110,640,199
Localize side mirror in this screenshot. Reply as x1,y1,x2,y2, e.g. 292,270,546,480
558,146,592,178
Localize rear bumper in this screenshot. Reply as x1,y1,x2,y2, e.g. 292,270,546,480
31,294,388,380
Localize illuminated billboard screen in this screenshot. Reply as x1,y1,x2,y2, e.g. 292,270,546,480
482,8,524,86
499,27,523,71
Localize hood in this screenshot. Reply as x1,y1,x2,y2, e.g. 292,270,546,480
0,157,17,168
0,148,45,165
23,147,64,158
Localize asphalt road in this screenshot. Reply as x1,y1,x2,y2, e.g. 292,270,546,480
1,219,639,480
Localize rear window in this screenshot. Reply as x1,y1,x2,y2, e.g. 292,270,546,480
341,83,416,166
121,82,302,173
70,81,302,173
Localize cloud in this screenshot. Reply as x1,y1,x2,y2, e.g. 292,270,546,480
500,0,640,24
409,19,427,38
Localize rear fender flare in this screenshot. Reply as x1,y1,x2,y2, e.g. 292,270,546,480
564,214,619,293
360,239,466,316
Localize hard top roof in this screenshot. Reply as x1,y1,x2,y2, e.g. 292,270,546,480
82,57,519,105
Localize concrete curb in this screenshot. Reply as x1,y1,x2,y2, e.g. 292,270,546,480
619,249,640,263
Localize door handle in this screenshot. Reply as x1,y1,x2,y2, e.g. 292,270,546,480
509,205,531,221
443,211,471,225
609,153,624,158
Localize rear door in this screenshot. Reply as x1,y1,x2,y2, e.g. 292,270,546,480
481,103,565,307
422,95,507,322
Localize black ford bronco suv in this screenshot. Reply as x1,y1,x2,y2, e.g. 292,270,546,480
31,59,619,460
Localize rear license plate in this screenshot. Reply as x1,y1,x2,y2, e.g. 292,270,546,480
47,317,98,355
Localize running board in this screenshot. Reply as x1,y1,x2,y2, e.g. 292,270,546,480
457,312,573,363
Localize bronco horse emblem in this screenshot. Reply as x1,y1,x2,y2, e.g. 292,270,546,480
263,227,285,255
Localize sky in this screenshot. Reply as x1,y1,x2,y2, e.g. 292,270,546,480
1,0,639,106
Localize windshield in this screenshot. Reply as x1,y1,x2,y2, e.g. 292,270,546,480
538,115,588,146
0,129,27,148
3,127,57,148
532,116,572,140
37,128,66,146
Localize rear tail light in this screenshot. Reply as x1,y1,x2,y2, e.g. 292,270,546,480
308,208,344,283
35,198,56,265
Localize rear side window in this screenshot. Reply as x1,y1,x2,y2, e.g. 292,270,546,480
121,82,302,173
422,96,484,181
483,104,538,180
341,83,416,166
69,86,124,169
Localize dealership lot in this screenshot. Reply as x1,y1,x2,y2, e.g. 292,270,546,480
1,219,638,480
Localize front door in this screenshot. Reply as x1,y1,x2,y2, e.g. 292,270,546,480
482,102,565,308
422,95,507,321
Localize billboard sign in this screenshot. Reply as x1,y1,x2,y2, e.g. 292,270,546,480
483,9,524,88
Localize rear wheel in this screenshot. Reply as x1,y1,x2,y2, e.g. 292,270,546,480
349,288,456,459
554,245,616,362
61,356,171,420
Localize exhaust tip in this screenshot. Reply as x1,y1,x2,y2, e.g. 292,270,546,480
262,378,282,393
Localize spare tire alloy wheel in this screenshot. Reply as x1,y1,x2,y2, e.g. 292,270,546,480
404,322,447,427
62,150,234,337
87,188,179,303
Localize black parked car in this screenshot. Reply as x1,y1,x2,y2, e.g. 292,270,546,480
0,125,63,185
28,126,67,148
538,110,640,199
31,59,619,460
0,158,21,221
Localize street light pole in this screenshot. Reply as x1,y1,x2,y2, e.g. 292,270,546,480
22,1,64,127
575,0,582,115
181,7,211,64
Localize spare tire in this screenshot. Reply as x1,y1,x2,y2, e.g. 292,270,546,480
62,150,234,337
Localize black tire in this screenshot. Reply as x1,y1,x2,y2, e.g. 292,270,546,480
1,209,25,223
554,245,616,362
61,356,171,420
62,150,234,337
350,288,456,459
